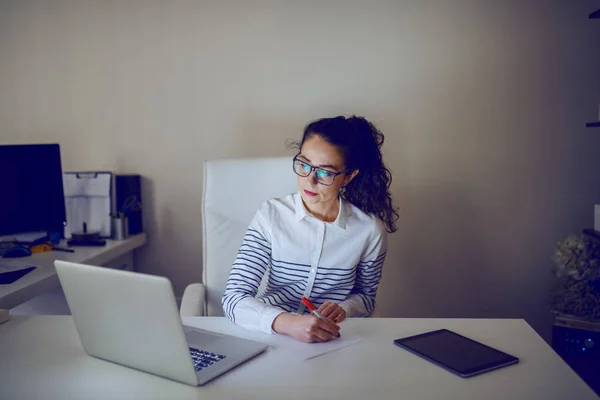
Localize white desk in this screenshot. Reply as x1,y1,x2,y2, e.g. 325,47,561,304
0,316,596,400
0,233,147,310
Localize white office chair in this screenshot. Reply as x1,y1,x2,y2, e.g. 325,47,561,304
179,157,381,317
180,157,297,317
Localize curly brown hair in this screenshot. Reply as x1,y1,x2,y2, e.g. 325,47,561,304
291,115,398,233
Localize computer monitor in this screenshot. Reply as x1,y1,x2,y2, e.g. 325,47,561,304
0,144,67,236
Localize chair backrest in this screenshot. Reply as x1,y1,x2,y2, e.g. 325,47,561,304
202,157,298,316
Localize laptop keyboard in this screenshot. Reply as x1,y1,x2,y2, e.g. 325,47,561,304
189,347,226,372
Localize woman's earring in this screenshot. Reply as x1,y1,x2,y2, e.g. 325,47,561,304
340,186,346,194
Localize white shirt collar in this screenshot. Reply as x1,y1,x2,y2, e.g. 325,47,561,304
293,191,350,229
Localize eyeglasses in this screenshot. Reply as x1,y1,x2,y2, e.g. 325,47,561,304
292,154,346,186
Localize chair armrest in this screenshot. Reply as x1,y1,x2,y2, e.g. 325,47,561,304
180,283,206,317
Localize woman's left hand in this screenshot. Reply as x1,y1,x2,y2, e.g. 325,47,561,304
317,301,347,323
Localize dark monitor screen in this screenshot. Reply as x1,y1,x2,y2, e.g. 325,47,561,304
0,144,67,236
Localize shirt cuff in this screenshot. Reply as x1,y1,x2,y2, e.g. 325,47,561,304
261,307,285,334
338,300,353,318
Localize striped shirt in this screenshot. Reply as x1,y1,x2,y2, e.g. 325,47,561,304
221,191,388,334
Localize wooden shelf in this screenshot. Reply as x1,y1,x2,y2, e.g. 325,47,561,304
586,121,600,128
590,9,600,19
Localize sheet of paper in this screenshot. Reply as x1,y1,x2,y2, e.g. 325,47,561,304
267,333,363,360
219,327,362,360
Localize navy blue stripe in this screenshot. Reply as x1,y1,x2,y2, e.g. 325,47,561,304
357,267,383,278
263,288,296,304
269,268,309,281
261,294,294,311
267,282,305,300
236,252,270,267
223,288,253,301
231,257,267,279
359,263,383,272
359,261,385,272
315,265,358,272
236,251,268,265
316,270,355,278
361,257,386,267
239,243,270,256
263,290,295,307
369,251,388,261
357,272,383,283
271,262,308,275
266,284,305,302
237,249,269,265
265,281,306,300
225,293,248,321
229,295,249,323
229,267,264,286
263,289,298,306
223,294,239,321
311,283,353,292
310,286,352,295
310,291,352,300
355,284,378,294
261,296,277,307
314,276,356,286
239,241,270,253
262,291,285,306
361,296,373,314
225,278,259,292
244,232,269,245
267,273,304,287
357,274,383,286
247,228,268,242
315,273,356,282
351,291,373,313
355,288,376,301
262,299,294,313
357,264,385,275
311,293,348,302
228,270,263,284
358,273,382,284
357,290,377,299
232,258,268,275
270,258,311,268
225,282,258,294
242,238,271,253
268,267,308,281
358,253,387,266
270,261,310,274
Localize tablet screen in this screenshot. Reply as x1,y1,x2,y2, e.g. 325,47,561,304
394,329,519,377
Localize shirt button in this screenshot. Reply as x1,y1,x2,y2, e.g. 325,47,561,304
311,269,316,273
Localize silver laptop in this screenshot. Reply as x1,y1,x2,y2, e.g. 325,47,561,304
54,260,268,386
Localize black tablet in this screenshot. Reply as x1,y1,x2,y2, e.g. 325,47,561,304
394,329,519,378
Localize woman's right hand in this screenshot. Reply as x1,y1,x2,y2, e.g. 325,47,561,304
272,313,340,343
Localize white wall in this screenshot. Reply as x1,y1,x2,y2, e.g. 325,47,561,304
1,0,599,340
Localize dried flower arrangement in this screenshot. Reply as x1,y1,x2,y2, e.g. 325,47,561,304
551,234,600,320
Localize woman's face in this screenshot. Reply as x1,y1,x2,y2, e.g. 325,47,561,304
296,134,357,208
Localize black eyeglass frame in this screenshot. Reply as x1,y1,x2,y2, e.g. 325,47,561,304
292,153,347,186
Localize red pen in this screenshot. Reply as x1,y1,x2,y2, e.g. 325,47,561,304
301,297,341,337
301,297,327,321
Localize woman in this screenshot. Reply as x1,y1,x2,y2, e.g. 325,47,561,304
222,115,398,343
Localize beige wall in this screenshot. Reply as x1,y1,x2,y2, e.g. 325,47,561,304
1,0,599,340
